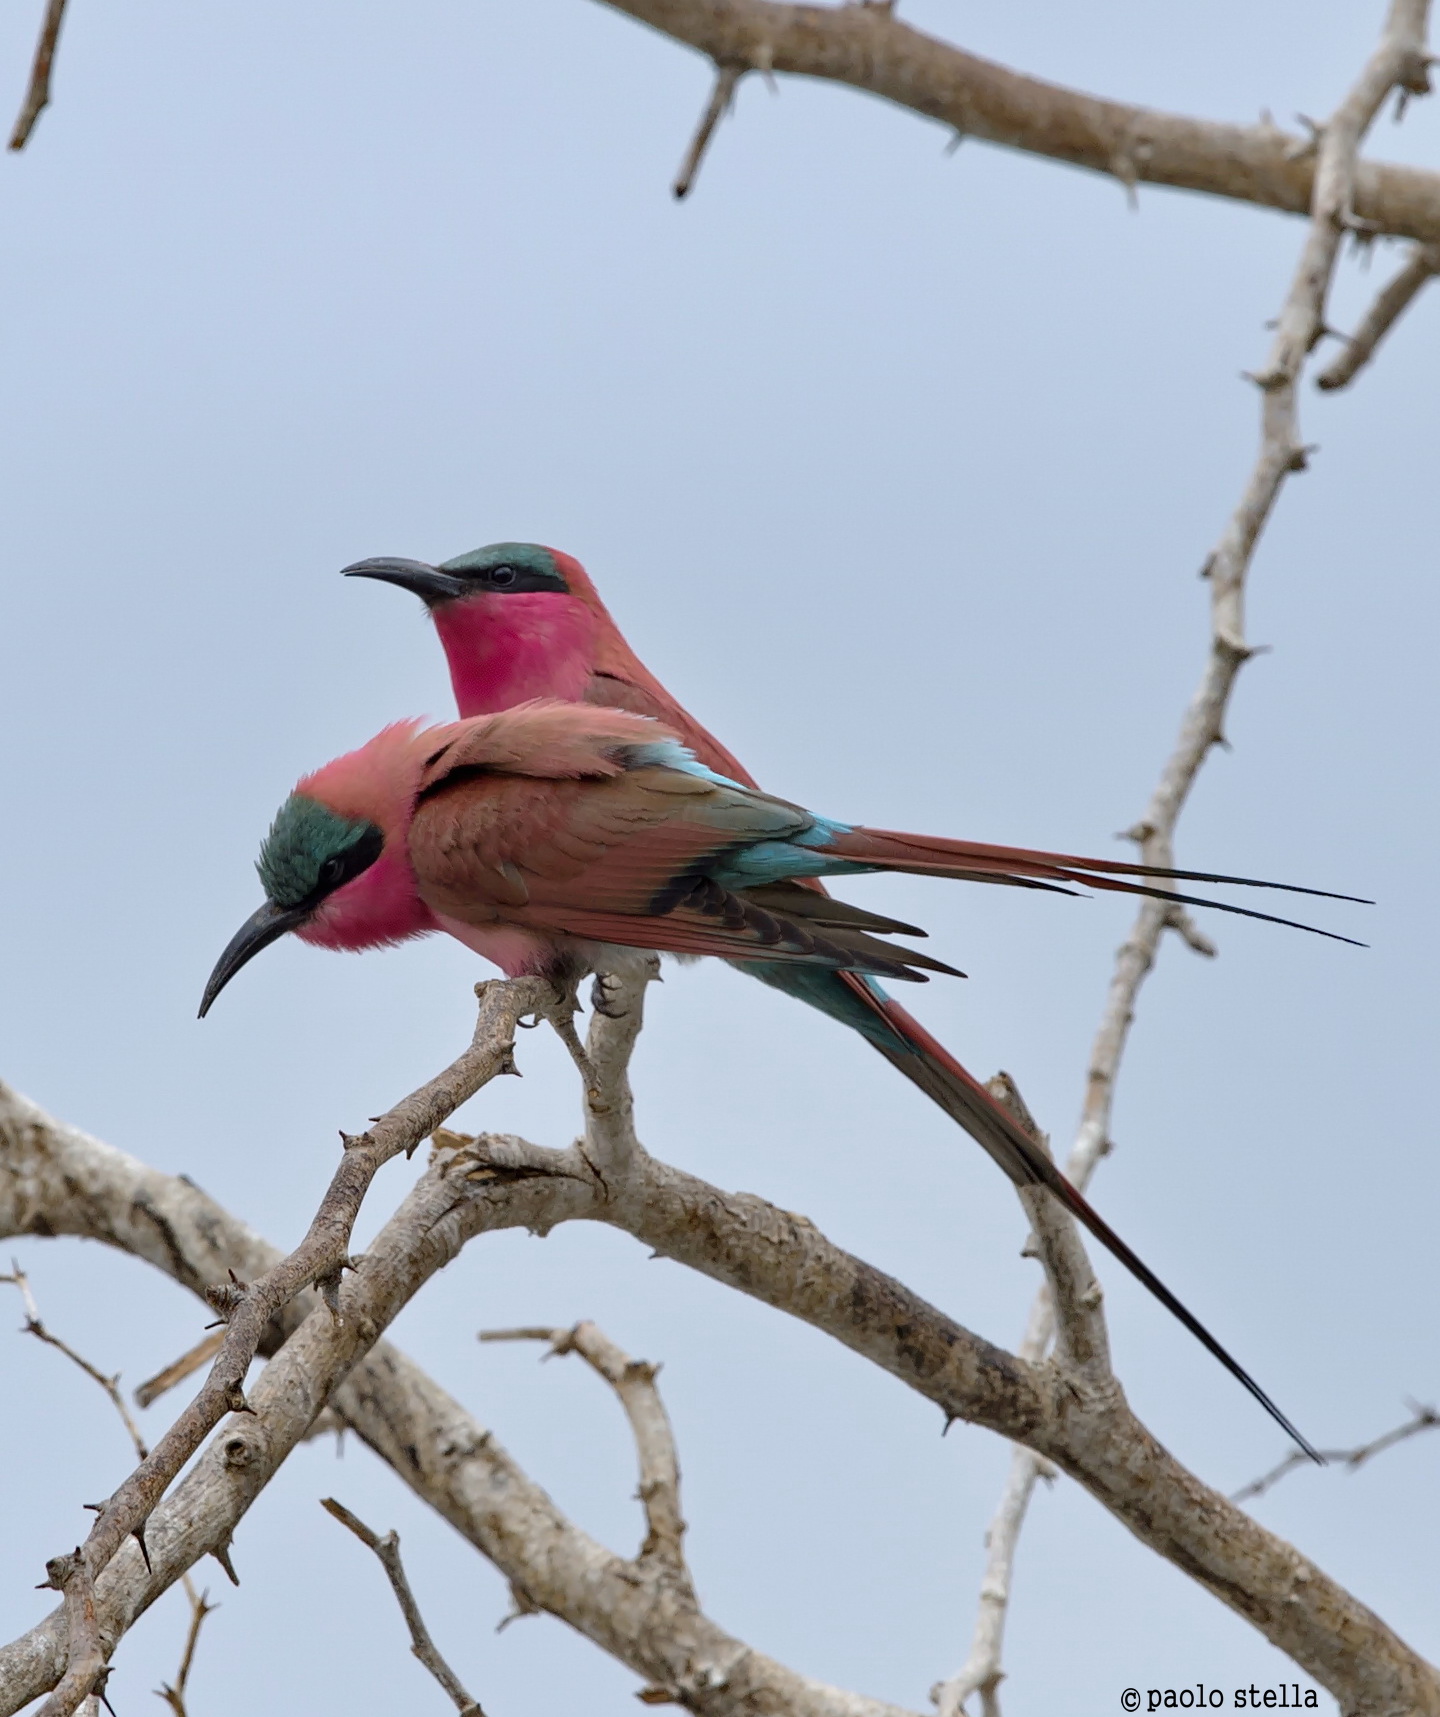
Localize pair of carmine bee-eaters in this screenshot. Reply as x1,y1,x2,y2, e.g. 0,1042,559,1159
203,542,1363,1457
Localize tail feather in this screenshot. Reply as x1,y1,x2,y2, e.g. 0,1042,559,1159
836,973,1320,1462
824,830,1369,946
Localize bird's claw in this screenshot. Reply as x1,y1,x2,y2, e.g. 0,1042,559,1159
541,979,598,1088
590,973,627,1019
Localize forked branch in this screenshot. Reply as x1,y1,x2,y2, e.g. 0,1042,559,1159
1,1265,149,1463
1315,242,1440,389
1234,1404,1440,1505
0,1267,218,1713
595,1,1440,238
480,1320,689,1575
936,4,1434,1708
3,984,1438,1714
153,1585,218,1717
0,983,920,1717
10,974,555,1717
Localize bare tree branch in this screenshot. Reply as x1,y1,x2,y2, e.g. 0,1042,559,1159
12,0,1440,248
594,1,1440,238
320,1499,485,1716
10,974,555,1717
393,1121,1440,1716
0,979,921,1717
0,1267,220,1711
134,1334,226,1412
8,0,69,151
984,1076,1109,1383
32,1553,105,1717
480,1321,689,1576
153,1586,218,1717
926,1076,1107,1717
1233,1405,1440,1505
929,1444,1052,1717
934,5,1435,1709
3,9,1431,1714
1,1265,150,1464
5,965,1438,1716
1316,242,1440,389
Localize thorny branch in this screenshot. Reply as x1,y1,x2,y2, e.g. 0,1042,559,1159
1233,1405,1440,1505
10,974,555,1717
320,1499,485,1716
1315,242,1440,389
16,0,1440,250
596,1,1440,238
3,970,1438,1717
0,1267,219,1712
1,1265,149,1464
984,1076,1109,1384
153,1587,218,1717
1,7,1432,1714
4,20,1438,1713
7,0,68,151
0,975,920,1717
933,5,1435,1711
479,1321,689,1575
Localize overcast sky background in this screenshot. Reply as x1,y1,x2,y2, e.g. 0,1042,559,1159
2,3,1437,1712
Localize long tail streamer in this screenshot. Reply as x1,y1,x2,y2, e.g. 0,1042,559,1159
840,975,1321,1461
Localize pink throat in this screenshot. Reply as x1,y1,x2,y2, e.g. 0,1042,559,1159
296,845,438,952
432,591,599,717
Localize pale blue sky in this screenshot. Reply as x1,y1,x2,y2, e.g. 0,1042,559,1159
1,4,1436,1713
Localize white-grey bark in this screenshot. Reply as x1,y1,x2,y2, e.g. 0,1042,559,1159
2,977,1437,1716
4,10,1436,1715
593,1,1440,241
934,4,1435,1706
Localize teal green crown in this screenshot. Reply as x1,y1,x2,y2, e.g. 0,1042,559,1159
438,542,567,590
257,795,376,908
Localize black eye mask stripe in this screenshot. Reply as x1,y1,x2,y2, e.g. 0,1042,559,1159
309,824,385,905
444,561,568,594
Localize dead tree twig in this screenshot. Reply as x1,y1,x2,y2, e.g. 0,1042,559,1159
321,1499,485,1715
8,0,69,151
15,974,555,1717
480,1320,689,1575
133,1334,226,1412
1233,1404,1440,1504
1,1265,149,1463
984,1076,1110,1385
1316,241,1440,388
932,9,1433,1705
0,1267,219,1711
153,1585,218,1717
594,0,1440,239
3,983,1439,1713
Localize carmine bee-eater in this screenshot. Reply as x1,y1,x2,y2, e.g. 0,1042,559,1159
202,695,1357,1455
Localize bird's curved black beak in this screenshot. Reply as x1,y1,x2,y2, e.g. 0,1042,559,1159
341,557,469,606
199,900,312,1018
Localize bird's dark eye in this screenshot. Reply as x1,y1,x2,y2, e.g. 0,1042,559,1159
317,856,345,888
487,565,518,588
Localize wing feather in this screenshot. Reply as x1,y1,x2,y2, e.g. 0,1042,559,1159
407,706,961,980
